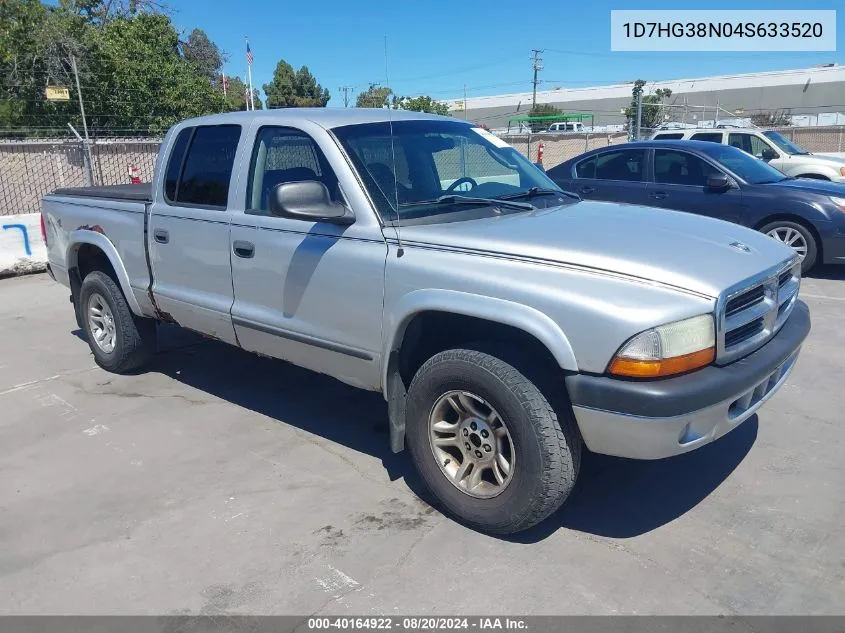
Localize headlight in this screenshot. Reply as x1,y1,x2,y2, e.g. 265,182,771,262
608,314,715,378
831,196,845,212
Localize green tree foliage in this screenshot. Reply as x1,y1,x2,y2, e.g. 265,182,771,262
355,83,392,108
182,28,223,78
215,74,263,111
625,79,673,132
526,103,561,131
262,60,330,108
1,0,227,135
393,95,450,115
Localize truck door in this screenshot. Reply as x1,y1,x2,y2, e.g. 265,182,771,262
228,125,388,390
147,124,245,344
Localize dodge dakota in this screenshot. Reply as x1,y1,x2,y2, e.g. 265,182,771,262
41,109,810,534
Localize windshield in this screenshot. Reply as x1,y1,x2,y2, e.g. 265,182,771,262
332,119,567,223
697,143,788,184
763,130,809,155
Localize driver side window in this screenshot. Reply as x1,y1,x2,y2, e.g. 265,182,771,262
246,126,340,214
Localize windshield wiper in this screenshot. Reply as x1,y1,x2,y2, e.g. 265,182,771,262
434,194,533,211
496,187,579,202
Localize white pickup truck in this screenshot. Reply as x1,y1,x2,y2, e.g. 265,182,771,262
42,109,810,534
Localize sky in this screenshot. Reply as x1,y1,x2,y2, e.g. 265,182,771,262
166,0,844,104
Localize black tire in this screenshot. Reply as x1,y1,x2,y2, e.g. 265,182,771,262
79,271,156,373
405,346,580,534
759,220,818,273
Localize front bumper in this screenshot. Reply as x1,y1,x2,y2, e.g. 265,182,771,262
566,300,810,460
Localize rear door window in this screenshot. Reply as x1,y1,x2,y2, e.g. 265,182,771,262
690,132,723,143
575,149,645,181
168,125,242,208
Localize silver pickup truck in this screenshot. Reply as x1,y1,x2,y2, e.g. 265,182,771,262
42,109,810,534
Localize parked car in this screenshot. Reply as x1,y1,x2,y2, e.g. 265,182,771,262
545,122,585,133
650,127,845,183
42,110,809,534
547,140,845,272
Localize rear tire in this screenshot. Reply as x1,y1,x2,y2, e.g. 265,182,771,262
405,346,580,534
79,271,156,373
759,220,818,273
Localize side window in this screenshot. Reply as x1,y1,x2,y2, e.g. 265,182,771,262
164,128,192,200
654,149,721,187
171,125,241,208
654,133,684,140
246,126,340,213
575,149,645,182
729,133,775,159
690,132,722,143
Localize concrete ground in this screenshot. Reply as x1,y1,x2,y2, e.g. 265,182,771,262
0,271,843,616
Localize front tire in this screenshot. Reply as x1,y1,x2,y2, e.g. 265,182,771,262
406,346,580,534
79,271,156,373
759,220,818,273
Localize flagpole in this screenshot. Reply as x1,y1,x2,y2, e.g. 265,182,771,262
222,70,227,97
245,36,255,111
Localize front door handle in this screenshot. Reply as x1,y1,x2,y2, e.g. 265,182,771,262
233,240,255,259
579,186,595,194
649,191,668,200
153,228,169,244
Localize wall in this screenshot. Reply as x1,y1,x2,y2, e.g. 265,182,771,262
0,213,47,277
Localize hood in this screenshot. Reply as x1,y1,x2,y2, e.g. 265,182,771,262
770,177,845,196
398,201,795,298
813,152,845,162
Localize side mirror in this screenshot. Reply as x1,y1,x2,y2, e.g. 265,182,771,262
268,181,354,225
761,148,778,161
706,174,731,191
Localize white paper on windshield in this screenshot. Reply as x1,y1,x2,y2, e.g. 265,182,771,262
471,127,511,149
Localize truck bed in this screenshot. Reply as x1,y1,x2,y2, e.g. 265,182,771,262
52,183,152,202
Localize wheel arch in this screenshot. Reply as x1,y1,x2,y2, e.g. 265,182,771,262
381,290,578,453
754,213,823,263
66,230,143,316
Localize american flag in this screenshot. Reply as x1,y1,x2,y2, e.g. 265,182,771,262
246,42,253,65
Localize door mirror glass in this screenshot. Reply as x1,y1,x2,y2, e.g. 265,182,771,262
269,181,354,224
761,148,778,161
706,174,731,190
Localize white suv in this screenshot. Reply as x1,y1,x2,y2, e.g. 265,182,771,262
650,128,845,182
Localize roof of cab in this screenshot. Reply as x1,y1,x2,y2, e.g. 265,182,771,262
175,108,459,130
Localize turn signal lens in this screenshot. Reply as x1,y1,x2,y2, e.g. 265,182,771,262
608,314,716,378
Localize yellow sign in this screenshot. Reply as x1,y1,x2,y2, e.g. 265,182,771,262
45,86,70,101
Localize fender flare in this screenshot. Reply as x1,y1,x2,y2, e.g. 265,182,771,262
381,288,579,395
66,229,144,316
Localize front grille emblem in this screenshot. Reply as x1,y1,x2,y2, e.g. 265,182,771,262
729,241,752,253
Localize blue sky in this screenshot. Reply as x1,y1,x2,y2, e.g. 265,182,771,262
166,0,844,104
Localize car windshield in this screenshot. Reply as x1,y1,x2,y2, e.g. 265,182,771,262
696,143,789,184
332,119,569,224
763,130,809,155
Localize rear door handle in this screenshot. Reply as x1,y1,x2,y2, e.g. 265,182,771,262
153,228,169,244
649,191,668,200
579,186,595,194
233,240,255,259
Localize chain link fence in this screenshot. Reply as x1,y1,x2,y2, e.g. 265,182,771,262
2,125,845,216
0,136,160,216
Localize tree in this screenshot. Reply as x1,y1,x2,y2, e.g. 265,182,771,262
263,60,329,108
215,74,263,111
182,28,223,79
624,80,672,135
750,110,792,127
527,103,561,131
393,95,449,115
356,83,391,108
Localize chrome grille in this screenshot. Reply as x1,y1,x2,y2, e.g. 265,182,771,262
716,259,800,364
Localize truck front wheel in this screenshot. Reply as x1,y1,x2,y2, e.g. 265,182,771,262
405,346,580,534
79,271,156,373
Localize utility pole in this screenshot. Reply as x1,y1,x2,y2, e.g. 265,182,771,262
463,84,467,120
531,49,544,111
339,85,354,108
635,90,643,140
70,56,93,187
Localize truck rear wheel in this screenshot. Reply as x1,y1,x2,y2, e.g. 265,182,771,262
79,271,156,373
405,346,580,534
